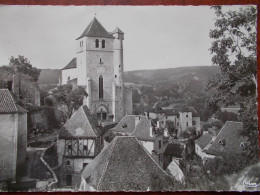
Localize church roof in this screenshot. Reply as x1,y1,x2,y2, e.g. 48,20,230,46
204,121,246,157
77,17,114,40
81,136,177,191
61,58,77,70
0,89,17,114
59,105,102,139
111,27,124,34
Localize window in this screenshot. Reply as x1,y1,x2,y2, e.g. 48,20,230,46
166,116,168,119
218,139,226,146
95,39,99,48
186,122,188,126
66,175,72,187
68,144,72,150
66,160,70,165
115,75,117,78
100,58,102,64
83,163,88,169
192,121,196,125
83,145,88,151
99,75,103,98
177,115,179,118
102,39,105,48
159,140,162,149
186,114,188,118
119,65,121,68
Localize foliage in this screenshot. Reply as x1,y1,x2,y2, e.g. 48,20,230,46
51,85,88,117
207,5,258,164
214,110,238,123
9,55,41,82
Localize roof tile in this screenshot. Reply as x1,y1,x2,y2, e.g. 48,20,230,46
0,89,17,114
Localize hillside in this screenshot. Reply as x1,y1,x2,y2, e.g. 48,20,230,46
124,66,219,86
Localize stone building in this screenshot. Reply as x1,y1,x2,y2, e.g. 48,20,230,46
57,105,104,189
60,17,132,122
0,89,28,189
144,104,200,137
109,115,168,168
79,136,178,191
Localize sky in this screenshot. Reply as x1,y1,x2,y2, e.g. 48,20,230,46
0,5,247,71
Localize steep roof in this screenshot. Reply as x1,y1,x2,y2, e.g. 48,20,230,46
111,27,124,34
61,58,77,70
132,116,155,141
77,17,114,40
112,115,157,142
195,133,212,150
59,105,102,139
205,121,246,157
0,89,17,114
163,142,185,158
112,115,136,135
82,136,177,191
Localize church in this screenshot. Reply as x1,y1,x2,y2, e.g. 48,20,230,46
60,17,132,122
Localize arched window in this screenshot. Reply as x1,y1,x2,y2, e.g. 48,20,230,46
95,39,99,48
102,40,105,48
99,75,103,99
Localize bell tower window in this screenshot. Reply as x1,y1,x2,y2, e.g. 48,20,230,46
95,39,99,48
102,40,105,48
99,75,103,99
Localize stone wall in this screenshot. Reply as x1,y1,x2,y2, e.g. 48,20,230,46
13,73,41,106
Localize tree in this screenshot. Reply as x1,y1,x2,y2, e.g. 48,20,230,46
207,6,258,163
51,85,88,117
9,55,41,81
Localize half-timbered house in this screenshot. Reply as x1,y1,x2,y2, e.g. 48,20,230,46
57,105,104,189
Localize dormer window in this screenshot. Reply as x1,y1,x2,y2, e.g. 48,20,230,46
240,142,247,148
122,124,127,128
218,139,226,146
102,40,105,48
95,39,99,48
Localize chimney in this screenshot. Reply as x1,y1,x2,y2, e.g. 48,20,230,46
135,116,140,127
149,121,153,137
157,120,160,129
164,128,168,137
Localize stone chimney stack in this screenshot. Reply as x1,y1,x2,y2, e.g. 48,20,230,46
135,116,140,127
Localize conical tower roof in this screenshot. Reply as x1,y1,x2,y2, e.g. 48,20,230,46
76,17,114,40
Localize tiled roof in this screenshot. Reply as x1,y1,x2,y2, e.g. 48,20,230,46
82,136,177,191
132,116,155,141
195,133,212,149
61,58,77,70
59,105,102,139
205,121,246,157
111,27,124,34
163,142,185,158
112,115,156,142
77,17,114,40
112,115,136,135
0,89,17,114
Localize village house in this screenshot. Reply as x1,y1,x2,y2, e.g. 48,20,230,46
57,105,104,189
79,136,178,191
144,104,200,137
195,121,246,163
109,115,169,167
204,121,246,159
59,17,132,122
0,89,28,189
194,133,215,162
